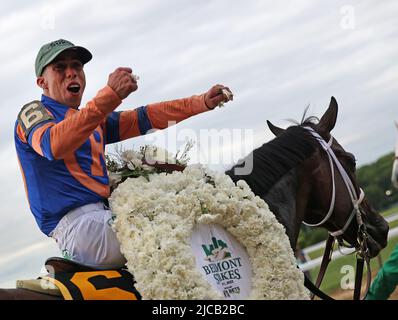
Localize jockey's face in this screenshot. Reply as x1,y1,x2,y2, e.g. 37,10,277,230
36,50,86,109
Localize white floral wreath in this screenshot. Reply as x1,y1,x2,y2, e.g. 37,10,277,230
108,148,309,300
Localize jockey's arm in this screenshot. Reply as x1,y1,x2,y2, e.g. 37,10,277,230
16,84,232,157
105,94,209,143
106,84,232,143
16,86,121,160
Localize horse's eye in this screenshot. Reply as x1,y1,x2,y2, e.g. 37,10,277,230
346,153,357,170
336,150,356,170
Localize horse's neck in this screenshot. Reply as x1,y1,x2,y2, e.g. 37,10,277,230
262,169,300,249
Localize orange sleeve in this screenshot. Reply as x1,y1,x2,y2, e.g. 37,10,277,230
29,86,121,160
119,110,141,140
16,123,28,143
146,94,209,129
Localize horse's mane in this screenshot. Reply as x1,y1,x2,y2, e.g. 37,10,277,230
226,117,319,196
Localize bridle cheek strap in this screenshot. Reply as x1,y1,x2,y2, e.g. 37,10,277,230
302,126,365,230
329,189,365,237
302,134,335,227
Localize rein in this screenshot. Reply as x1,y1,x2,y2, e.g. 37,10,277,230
301,126,372,300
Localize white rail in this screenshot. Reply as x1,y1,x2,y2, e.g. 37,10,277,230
302,213,398,256
299,226,398,272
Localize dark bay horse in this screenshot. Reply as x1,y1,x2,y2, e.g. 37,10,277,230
226,97,389,258
0,97,389,299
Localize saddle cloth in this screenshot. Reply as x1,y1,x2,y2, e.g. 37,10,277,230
41,269,141,300
17,257,141,300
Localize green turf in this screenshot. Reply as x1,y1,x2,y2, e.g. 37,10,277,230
381,205,398,217
390,219,398,229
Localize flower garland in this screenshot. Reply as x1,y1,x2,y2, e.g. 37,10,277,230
106,144,191,190
108,148,309,300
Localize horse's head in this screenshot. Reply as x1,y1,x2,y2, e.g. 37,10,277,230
267,97,389,258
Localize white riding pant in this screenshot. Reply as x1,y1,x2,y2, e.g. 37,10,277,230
50,202,126,269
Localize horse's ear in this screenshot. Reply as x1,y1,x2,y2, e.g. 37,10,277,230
318,96,338,133
267,120,285,136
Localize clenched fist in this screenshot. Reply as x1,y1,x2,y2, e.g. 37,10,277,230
204,84,233,109
107,67,138,100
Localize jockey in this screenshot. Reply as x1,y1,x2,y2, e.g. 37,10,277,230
14,39,232,269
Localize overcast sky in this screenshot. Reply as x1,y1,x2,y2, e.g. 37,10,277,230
0,0,397,288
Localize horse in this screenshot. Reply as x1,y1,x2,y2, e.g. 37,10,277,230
0,97,389,300
227,97,389,260
391,120,398,188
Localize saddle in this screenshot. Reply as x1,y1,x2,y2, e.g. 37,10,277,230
17,257,141,300
44,257,97,273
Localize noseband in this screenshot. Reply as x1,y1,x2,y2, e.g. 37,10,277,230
301,126,372,300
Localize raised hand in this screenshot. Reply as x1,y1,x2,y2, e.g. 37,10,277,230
204,84,233,109
107,67,138,100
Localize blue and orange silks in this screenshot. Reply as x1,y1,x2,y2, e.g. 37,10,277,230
14,85,208,236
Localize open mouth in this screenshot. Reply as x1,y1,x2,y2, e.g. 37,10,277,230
67,83,81,94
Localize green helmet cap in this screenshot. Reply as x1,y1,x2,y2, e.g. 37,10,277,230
35,39,92,77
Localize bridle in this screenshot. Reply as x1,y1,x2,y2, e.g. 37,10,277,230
301,126,372,300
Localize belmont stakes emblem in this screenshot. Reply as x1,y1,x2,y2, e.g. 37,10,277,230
190,224,252,299
202,237,231,261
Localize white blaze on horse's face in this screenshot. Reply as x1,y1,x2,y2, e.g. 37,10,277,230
391,120,398,188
